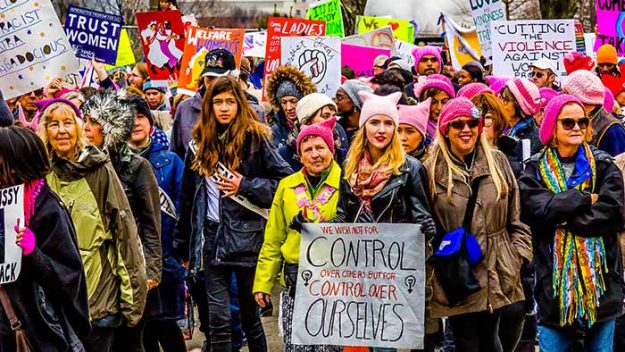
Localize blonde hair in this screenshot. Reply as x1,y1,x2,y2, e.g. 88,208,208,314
428,132,508,203
37,102,86,160
343,126,405,181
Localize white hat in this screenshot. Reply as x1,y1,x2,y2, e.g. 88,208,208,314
295,93,337,123
388,59,412,72
531,58,558,74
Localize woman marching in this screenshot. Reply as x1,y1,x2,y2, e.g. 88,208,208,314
425,97,532,352
174,76,292,352
519,94,624,351
253,117,342,352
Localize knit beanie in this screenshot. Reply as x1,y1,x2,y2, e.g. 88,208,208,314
562,69,605,106
604,88,616,113
457,83,494,100
504,78,542,116
413,74,456,99
412,45,442,74
438,97,482,136
296,93,337,124
398,98,431,137
296,116,337,155
538,88,559,109
563,52,595,75
276,80,303,101
340,79,373,110
127,96,155,126
539,94,584,145
357,91,402,127
484,75,511,95
596,44,618,65
143,80,167,94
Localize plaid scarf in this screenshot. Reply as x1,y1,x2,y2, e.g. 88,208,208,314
538,144,607,327
349,151,392,213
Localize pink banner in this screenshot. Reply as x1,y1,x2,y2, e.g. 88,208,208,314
341,43,390,78
595,0,625,54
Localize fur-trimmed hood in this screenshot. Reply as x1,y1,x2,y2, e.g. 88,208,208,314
81,89,136,151
265,65,316,108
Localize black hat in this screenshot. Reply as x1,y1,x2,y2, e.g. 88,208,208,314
127,95,154,127
201,49,237,78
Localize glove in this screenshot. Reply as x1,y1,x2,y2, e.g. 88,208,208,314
289,211,307,232
14,221,35,256
420,218,437,240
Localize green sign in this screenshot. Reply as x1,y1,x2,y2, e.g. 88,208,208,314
306,0,344,38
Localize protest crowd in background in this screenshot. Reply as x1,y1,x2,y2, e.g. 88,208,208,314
3,0,625,351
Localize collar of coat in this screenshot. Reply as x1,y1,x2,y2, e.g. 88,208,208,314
432,142,492,188
283,160,342,194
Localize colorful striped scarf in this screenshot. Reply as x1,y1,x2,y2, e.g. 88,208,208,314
538,144,607,327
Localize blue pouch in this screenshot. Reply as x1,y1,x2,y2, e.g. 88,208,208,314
435,227,482,267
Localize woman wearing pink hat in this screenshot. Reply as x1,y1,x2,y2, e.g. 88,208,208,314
398,99,431,160
414,74,456,146
518,94,624,351
425,97,532,352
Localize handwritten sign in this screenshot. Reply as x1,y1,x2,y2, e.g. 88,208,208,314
0,0,79,99
136,10,185,84
595,0,625,55
0,185,24,284
356,16,414,43
264,17,326,100
243,31,267,57
307,0,344,37
392,40,418,67
292,223,425,349
470,0,505,60
281,36,341,96
343,26,394,49
64,6,122,64
491,20,575,79
177,27,244,95
341,43,390,78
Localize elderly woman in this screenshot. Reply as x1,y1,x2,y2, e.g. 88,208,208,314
254,117,341,352
37,98,147,351
425,98,532,352
519,94,624,351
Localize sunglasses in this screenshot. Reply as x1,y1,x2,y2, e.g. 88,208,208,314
449,119,480,130
558,117,590,130
530,71,552,79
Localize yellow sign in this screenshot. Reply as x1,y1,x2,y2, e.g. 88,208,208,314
356,16,414,43
442,14,483,69
105,29,136,69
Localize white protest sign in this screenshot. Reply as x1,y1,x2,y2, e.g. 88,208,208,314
0,0,79,99
244,31,267,57
292,223,425,349
281,36,341,97
342,26,395,49
470,0,505,61
0,185,24,284
392,40,418,67
491,20,576,79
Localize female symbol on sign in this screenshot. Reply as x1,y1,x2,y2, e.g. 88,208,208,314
301,270,313,286
405,275,416,293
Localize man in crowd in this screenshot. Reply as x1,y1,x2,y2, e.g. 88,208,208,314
530,58,558,90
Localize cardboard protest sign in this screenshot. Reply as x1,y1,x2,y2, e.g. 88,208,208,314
491,20,575,79
342,44,390,77
178,27,245,95
0,185,24,284
64,6,123,64
356,16,414,43
470,0,505,61
442,13,484,70
105,29,136,69
0,0,79,100
264,17,326,100
306,0,344,37
281,36,341,96
342,26,394,49
243,31,267,57
136,10,185,83
595,0,625,55
392,40,418,67
292,223,425,349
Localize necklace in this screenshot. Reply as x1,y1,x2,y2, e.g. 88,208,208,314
464,152,476,173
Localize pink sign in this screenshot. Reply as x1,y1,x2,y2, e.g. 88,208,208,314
341,43,390,78
595,0,625,54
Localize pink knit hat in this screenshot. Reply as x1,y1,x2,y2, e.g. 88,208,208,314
357,91,402,127
413,74,456,99
504,78,542,116
457,83,494,100
398,98,431,137
604,87,616,113
296,117,337,155
539,94,584,145
438,97,483,136
485,75,511,95
562,69,605,106
539,88,559,109
412,45,442,74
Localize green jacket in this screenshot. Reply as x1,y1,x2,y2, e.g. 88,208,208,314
253,161,341,294
47,146,147,327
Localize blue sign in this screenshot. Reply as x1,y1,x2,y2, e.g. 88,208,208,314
64,6,123,65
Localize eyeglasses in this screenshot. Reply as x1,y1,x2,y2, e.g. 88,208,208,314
558,117,590,130
46,120,75,131
448,119,480,130
333,95,346,102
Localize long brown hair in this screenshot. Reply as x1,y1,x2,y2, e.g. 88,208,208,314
472,92,507,145
192,76,270,176
0,126,50,188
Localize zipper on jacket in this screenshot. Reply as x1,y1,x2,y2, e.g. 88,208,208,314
376,189,396,223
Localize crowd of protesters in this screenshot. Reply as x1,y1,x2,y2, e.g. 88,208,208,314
2,4,625,349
